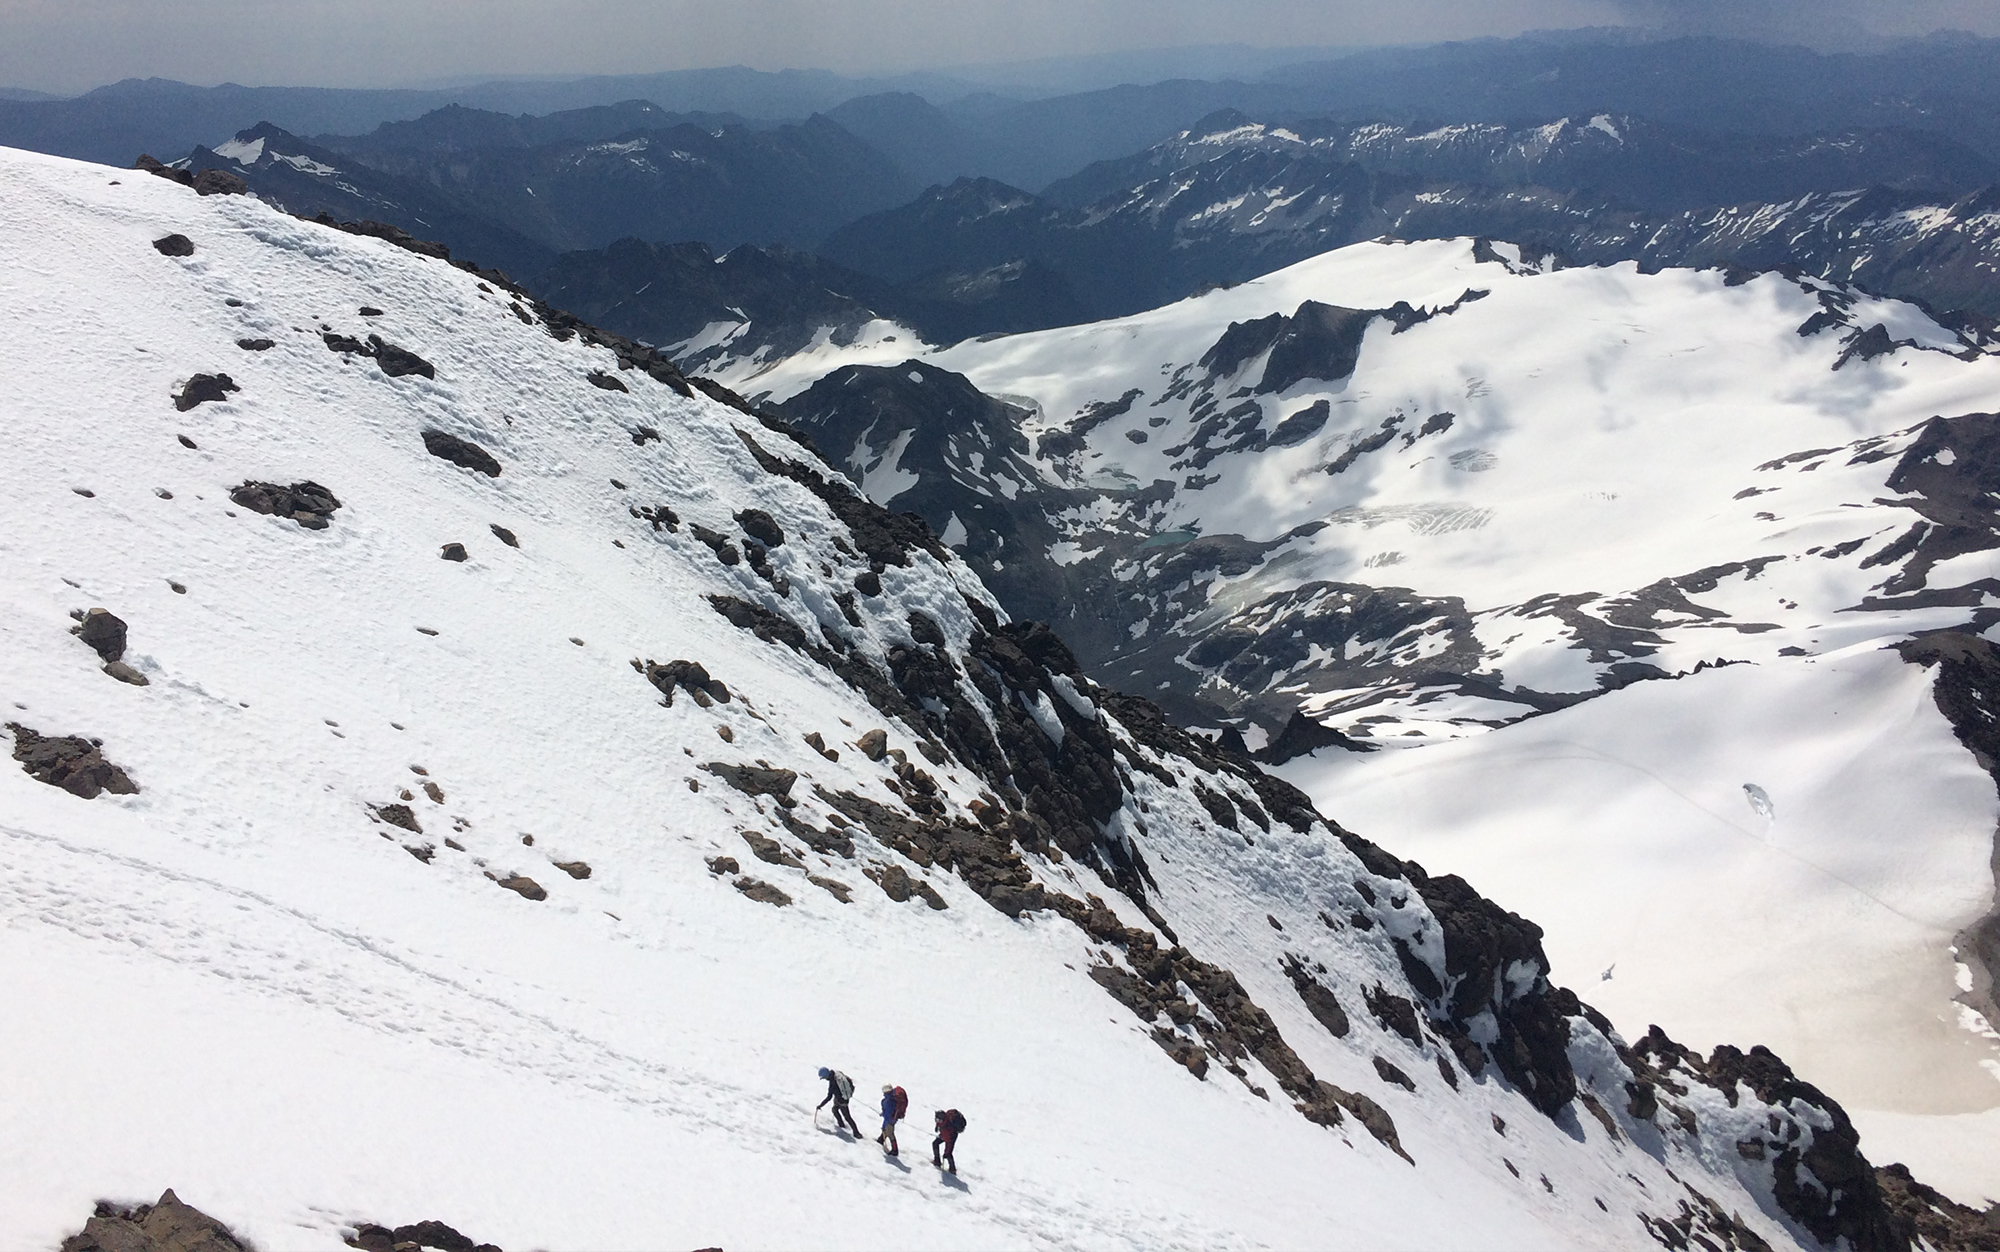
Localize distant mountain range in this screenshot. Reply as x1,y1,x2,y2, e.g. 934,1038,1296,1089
818,111,2000,322
177,98,2000,377
18,31,2000,186
313,105,913,254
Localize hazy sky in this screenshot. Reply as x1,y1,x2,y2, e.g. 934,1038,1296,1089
3,0,1997,94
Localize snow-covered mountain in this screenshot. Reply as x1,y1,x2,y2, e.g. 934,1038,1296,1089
1043,111,1997,215
696,236,2000,1200
817,114,2000,327
314,106,913,255
184,122,558,280
6,145,1988,1249
735,237,2000,739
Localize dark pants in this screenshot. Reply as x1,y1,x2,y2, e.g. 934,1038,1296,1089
830,1099,859,1134
933,1133,957,1170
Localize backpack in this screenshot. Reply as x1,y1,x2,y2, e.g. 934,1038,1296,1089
946,1109,967,1135
833,1072,854,1101
892,1086,909,1121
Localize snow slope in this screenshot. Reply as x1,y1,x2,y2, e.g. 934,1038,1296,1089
0,146,1953,1249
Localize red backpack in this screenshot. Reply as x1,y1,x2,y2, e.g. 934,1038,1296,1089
892,1086,909,1121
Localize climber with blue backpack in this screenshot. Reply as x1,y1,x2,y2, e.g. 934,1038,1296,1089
816,1067,860,1136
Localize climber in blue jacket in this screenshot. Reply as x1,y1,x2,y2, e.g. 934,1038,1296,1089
877,1083,903,1155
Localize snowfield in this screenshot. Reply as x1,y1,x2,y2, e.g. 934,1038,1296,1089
1276,644,2000,1197
0,144,1987,1250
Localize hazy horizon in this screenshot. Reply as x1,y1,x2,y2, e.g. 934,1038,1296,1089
4,0,2000,98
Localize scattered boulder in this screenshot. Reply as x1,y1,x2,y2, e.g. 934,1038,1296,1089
736,508,786,547
370,337,435,379
1281,954,1350,1037
554,860,591,879
743,540,790,595
497,875,546,901
907,611,947,648
1364,983,1424,1047
1151,1026,1211,1077
1374,1056,1418,1092
60,1188,248,1252
76,607,127,662
372,803,422,833
440,543,468,562
705,762,797,799
489,524,518,548
173,373,238,411
706,855,740,875
734,875,792,906
865,863,946,909
104,662,150,687
587,370,629,392
870,863,915,902
854,570,882,596
421,430,501,477
229,480,341,529
347,1219,501,1252
857,729,889,760
151,233,195,257
742,831,805,869
236,338,274,351
808,875,854,903
191,167,247,196
690,524,741,566
803,731,838,761
630,426,660,445
633,502,679,532
640,659,731,707
8,723,138,798
136,154,195,186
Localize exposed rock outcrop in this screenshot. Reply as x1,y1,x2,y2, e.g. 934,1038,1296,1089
60,1189,246,1252
421,430,500,477
8,723,138,798
173,373,238,411
229,480,341,529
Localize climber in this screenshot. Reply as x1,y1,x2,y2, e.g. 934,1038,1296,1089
877,1083,906,1155
817,1067,860,1136
933,1108,966,1172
